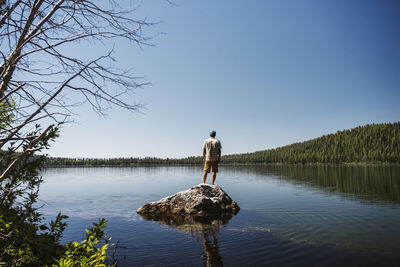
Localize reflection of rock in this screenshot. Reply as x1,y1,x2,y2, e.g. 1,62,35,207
138,212,234,226
143,213,226,267
139,212,234,236
136,184,240,218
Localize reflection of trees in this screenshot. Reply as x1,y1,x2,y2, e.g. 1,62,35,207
138,213,237,267
227,165,400,204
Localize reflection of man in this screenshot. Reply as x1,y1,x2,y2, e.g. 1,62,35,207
203,131,222,185
202,228,223,267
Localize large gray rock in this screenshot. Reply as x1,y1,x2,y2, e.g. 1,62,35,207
136,184,240,219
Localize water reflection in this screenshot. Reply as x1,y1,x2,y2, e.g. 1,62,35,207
202,227,222,267
225,165,400,205
40,166,400,266
137,213,236,267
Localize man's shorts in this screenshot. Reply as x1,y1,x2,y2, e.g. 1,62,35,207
204,161,218,173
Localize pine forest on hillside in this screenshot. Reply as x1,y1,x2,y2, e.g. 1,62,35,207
45,122,400,166
224,122,400,164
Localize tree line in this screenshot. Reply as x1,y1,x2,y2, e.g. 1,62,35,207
223,122,400,164
45,156,203,167
45,122,400,167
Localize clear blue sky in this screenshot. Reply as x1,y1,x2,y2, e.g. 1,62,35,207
48,0,400,158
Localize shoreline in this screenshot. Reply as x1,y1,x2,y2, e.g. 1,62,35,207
43,162,400,168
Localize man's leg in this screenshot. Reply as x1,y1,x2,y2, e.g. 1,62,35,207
211,161,218,185
211,172,216,185
203,171,208,184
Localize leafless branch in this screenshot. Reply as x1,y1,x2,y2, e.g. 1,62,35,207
0,1,157,183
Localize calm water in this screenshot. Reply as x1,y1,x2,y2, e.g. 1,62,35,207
40,165,400,266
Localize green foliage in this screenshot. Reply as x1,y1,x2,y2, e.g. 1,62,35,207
1,213,114,266
55,218,113,267
0,0,6,15
0,123,111,265
0,98,16,132
0,124,67,265
0,212,67,266
0,124,116,265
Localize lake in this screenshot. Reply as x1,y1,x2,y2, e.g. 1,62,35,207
40,165,400,266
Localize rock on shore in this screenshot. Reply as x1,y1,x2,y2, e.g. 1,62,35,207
136,184,240,219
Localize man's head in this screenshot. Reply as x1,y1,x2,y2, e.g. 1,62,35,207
210,130,216,137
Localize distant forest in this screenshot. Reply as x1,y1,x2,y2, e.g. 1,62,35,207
45,122,400,167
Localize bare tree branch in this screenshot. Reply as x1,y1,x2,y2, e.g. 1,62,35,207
0,0,155,159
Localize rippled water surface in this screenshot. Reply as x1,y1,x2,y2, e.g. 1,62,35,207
40,165,400,266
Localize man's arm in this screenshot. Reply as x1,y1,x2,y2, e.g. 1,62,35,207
203,146,206,163
217,146,221,163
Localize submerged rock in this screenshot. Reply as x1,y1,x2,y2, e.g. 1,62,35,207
137,184,236,266
136,184,240,219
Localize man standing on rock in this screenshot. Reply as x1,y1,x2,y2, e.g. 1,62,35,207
203,130,222,185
